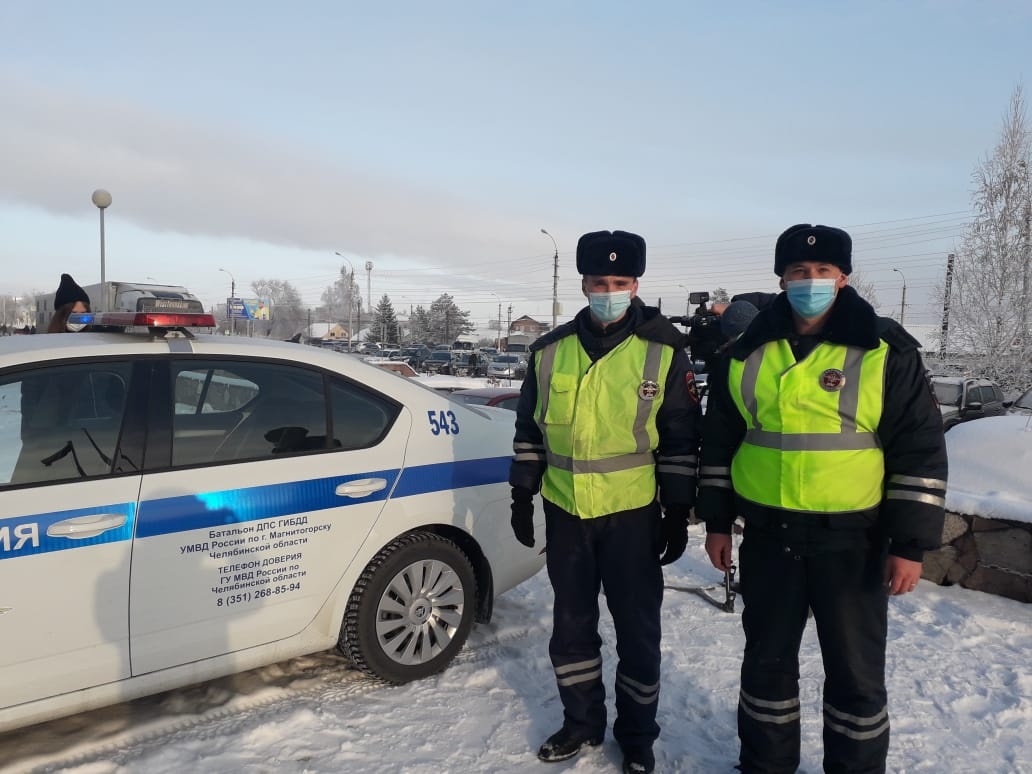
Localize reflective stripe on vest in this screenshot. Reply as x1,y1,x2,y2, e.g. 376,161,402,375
535,334,672,518
728,339,888,512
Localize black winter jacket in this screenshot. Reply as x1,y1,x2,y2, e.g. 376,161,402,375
509,298,702,512
696,286,947,561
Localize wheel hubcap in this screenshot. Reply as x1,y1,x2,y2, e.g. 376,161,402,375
375,558,466,666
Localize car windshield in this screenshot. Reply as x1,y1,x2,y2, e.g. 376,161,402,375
1014,388,1032,410
493,355,520,364
933,381,962,406
428,352,451,361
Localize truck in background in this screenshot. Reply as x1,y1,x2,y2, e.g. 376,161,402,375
504,333,533,354
36,281,207,330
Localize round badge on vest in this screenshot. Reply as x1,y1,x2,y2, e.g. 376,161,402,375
638,380,660,400
819,368,846,391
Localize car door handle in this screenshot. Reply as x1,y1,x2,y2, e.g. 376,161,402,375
335,478,388,498
47,513,128,540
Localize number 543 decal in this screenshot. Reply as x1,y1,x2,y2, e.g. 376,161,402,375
427,410,460,436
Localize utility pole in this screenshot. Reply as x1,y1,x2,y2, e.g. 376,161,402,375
365,261,373,312
892,268,907,326
940,253,955,359
497,301,502,351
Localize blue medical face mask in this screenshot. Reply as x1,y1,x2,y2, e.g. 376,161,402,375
785,278,838,318
588,290,632,323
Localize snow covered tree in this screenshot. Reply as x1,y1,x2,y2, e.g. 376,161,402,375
369,294,400,345
848,270,881,315
407,305,433,344
428,294,474,345
319,262,362,332
939,84,1032,389
250,278,306,340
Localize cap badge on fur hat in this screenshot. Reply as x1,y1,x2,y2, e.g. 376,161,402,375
807,235,816,245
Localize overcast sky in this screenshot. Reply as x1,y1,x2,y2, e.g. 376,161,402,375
1,2,1030,329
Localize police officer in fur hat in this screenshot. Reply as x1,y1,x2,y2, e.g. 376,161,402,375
697,224,947,773
509,230,702,774
48,273,91,333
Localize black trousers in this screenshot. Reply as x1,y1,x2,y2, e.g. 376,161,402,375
544,500,663,751
737,528,890,774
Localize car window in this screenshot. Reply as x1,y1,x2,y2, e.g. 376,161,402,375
496,396,520,411
0,362,133,486
976,386,991,404
932,381,961,406
172,361,329,465
328,377,399,450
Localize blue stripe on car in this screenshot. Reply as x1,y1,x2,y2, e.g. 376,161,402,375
0,503,136,559
1,456,512,556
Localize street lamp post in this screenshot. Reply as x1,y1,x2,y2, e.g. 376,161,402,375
91,189,112,310
335,252,357,351
892,268,907,327
219,267,236,335
541,228,558,330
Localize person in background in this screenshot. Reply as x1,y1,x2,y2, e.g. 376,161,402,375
47,273,91,333
509,230,702,774
697,224,947,773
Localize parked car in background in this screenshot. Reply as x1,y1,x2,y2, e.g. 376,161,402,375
1007,385,1032,416
487,354,527,380
450,387,521,412
395,345,431,370
424,350,455,375
930,375,1008,430
0,305,545,733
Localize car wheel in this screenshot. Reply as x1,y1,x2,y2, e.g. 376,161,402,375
338,531,477,683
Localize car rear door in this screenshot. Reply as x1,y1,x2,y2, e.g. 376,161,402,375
0,360,143,711
128,357,410,674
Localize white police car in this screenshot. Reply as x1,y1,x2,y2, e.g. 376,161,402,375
0,304,544,733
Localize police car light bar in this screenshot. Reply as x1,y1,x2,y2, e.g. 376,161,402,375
70,312,218,328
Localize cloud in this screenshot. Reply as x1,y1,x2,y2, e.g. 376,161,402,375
0,74,542,272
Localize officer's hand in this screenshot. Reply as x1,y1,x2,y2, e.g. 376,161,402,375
659,508,690,565
510,486,535,547
705,532,733,571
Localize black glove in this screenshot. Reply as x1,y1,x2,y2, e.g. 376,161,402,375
510,486,535,547
659,508,690,565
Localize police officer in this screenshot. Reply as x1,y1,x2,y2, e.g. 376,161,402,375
697,224,947,773
509,230,701,774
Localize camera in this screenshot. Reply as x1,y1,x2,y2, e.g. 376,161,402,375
668,290,723,369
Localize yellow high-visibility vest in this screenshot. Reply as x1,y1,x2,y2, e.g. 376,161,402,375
727,339,888,512
534,334,673,518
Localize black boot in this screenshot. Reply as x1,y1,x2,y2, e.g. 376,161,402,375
622,745,655,774
537,726,604,762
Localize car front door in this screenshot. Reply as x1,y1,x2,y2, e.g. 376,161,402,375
129,358,410,674
0,361,142,712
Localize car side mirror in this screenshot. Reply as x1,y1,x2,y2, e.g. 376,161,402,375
961,400,983,414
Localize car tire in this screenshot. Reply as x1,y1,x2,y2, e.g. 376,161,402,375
338,531,477,683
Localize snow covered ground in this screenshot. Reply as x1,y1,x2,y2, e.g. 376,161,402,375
2,519,1029,774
